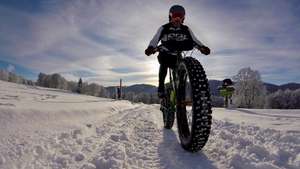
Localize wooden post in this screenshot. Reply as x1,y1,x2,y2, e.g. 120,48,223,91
120,79,122,99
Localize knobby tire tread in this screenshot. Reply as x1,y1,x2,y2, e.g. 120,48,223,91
177,57,212,152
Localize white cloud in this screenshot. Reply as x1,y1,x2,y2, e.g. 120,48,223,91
7,64,15,72
0,0,299,85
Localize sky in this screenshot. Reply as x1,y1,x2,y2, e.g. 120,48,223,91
0,0,299,86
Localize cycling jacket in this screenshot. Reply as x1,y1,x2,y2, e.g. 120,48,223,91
148,23,204,52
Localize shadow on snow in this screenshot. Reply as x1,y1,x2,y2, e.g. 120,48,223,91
158,129,217,169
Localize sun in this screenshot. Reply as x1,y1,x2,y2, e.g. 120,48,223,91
144,59,159,86
145,58,171,86
147,59,159,75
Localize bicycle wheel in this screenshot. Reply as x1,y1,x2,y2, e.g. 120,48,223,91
176,57,212,152
160,84,175,129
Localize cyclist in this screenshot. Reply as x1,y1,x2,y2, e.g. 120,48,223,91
145,5,211,98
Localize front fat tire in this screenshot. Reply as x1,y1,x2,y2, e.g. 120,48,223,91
176,57,212,152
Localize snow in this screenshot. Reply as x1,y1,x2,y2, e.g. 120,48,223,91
213,108,300,131
0,80,299,169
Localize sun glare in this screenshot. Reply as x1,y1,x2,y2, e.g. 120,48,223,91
145,59,172,86
144,59,159,86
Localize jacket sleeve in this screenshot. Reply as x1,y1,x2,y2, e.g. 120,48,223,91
148,26,164,47
187,27,204,47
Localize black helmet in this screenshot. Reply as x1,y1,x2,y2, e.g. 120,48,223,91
169,5,185,21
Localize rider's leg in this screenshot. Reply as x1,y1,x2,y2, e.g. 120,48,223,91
157,53,168,97
157,53,178,98
158,64,167,96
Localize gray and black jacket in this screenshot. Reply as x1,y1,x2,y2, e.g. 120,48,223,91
148,23,204,53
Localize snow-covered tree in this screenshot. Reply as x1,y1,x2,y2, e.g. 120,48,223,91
8,72,22,83
0,69,9,81
67,81,77,92
293,89,300,108
233,67,266,108
0,69,34,85
37,73,48,87
124,92,134,101
133,93,150,103
149,93,159,104
211,96,224,107
81,83,107,97
81,83,98,96
266,89,300,109
98,86,108,98
49,73,68,89
37,73,68,90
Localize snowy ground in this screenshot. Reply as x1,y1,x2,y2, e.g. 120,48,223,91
0,80,299,169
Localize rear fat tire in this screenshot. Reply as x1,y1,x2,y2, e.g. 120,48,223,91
161,85,175,129
176,57,212,152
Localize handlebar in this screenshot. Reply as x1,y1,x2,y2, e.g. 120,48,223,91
152,45,210,56
153,45,170,54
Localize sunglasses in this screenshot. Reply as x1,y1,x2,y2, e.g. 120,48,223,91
170,12,184,19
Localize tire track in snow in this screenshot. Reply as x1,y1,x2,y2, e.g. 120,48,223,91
0,105,143,169
90,104,163,169
5,104,164,169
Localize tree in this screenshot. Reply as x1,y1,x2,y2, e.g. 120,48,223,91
37,73,68,89
211,96,224,107
37,73,48,87
0,69,9,81
233,67,266,108
293,89,300,109
81,83,107,97
266,89,300,109
67,81,77,92
0,69,34,85
49,73,68,89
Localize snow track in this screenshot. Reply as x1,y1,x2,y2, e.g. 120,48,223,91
0,104,165,169
0,81,299,169
92,105,162,169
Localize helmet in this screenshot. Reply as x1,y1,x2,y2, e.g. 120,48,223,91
169,5,185,21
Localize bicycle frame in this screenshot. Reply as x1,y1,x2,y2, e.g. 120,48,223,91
167,50,195,109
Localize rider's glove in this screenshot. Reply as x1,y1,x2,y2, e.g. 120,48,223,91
199,45,211,55
145,46,155,56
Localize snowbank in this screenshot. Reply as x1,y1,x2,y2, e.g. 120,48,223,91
0,81,299,169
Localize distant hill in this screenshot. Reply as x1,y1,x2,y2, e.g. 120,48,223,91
106,81,300,97
105,81,223,96
263,83,279,93
105,84,157,96
208,80,223,96
123,84,157,94
264,82,300,93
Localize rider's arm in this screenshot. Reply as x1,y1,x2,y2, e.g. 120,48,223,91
187,27,204,47
188,27,210,55
148,26,164,48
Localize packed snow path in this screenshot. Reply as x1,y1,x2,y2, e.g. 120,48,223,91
0,81,299,169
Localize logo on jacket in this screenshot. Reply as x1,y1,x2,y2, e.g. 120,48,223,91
161,33,188,41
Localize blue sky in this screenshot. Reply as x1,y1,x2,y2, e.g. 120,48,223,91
0,0,299,86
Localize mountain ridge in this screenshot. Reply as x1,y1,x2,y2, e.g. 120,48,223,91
106,81,300,96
